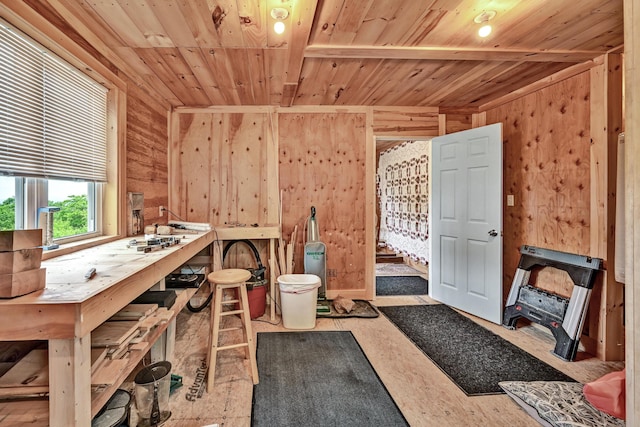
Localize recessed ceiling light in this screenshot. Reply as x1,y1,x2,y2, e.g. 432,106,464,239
478,24,492,37
274,21,285,34
474,10,496,38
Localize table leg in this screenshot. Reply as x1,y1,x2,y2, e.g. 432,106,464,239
49,336,91,426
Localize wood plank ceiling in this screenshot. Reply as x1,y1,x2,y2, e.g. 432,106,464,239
31,0,623,110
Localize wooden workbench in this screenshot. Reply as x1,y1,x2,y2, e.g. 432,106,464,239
0,231,215,427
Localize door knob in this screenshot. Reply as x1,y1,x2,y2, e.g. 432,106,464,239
488,229,498,237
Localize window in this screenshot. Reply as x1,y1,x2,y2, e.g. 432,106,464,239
0,175,15,230
0,18,109,242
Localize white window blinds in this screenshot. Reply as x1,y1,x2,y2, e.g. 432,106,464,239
0,19,108,182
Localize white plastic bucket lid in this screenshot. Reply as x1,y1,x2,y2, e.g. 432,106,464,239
277,274,321,293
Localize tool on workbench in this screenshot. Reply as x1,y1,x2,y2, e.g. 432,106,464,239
85,267,97,280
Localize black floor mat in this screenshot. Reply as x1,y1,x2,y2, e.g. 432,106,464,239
252,331,408,426
379,304,575,396
376,275,428,296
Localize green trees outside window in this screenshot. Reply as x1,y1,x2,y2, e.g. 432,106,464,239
0,195,88,237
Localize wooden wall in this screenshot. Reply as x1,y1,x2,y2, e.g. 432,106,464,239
372,107,439,136
126,83,169,228
170,106,457,298
279,112,368,294
485,72,592,299
169,110,278,226
484,65,625,361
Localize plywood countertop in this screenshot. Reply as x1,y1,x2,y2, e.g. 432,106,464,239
0,231,215,340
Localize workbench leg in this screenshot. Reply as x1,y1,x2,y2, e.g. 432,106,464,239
49,336,92,427
270,238,277,321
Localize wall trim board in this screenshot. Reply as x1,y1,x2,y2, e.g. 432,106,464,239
174,106,277,114
277,106,371,114
624,0,639,420
589,53,624,361
365,107,375,300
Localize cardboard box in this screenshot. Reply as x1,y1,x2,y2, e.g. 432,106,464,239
0,248,43,275
0,268,46,298
0,230,43,251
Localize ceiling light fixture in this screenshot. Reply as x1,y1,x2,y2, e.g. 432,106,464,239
474,10,496,38
271,7,289,35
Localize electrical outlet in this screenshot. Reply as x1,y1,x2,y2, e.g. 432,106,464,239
159,205,164,216
507,195,514,207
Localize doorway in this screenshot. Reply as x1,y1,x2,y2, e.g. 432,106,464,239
374,137,430,297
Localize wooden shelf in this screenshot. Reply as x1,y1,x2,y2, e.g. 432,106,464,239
90,287,196,416
0,288,196,425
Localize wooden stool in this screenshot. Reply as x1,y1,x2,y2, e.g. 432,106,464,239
207,268,259,390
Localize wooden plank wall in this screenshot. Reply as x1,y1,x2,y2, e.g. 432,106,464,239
125,83,169,228
444,112,473,134
372,107,439,136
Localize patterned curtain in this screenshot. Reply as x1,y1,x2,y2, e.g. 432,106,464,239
377,140,430,263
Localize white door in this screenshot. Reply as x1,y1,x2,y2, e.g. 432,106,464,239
430,123,503,324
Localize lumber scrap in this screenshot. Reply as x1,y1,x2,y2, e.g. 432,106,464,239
90,358,129,386
129,342,147,352
110,303,157,321
156,307,174,323
278,238,286,276
91,347,109,374
286,243,293,274
91,321,140,347
0,349,48,388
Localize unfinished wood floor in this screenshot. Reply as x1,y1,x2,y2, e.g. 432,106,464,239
162,294,624,427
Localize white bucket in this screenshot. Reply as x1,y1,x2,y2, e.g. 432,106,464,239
278,274,321,329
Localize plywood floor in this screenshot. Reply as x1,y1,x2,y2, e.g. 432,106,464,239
157,294,624,427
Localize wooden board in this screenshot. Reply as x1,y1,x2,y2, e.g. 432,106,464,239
0,268,46,298
91,321,140,348
372,107,439,137
0,349,48,388
90,358,130,386
0,230,42,251
110,303,157,321
91,347,109,374
0,248,43,275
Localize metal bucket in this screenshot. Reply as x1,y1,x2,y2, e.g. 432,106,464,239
134,361,172,426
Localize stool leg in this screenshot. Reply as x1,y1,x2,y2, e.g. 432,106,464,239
239,283,259,385
207,284,224,391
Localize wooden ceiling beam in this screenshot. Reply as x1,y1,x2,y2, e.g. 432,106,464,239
280,0,319,107
305,45,604,63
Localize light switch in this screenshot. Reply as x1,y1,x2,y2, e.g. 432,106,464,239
507,194,514,206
